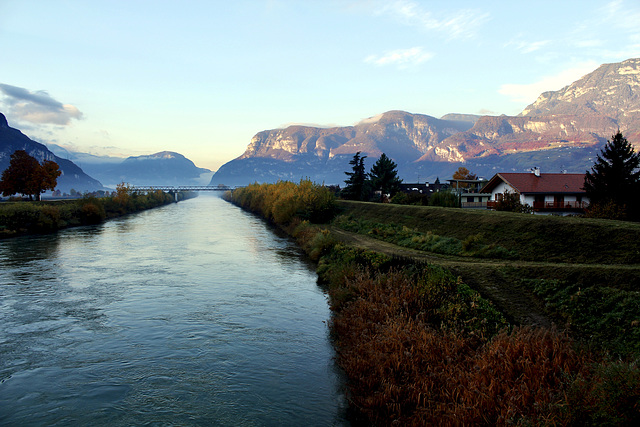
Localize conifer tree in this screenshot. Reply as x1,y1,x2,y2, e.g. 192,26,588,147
369,153,402,200
584,131,640,219
343,152,368,201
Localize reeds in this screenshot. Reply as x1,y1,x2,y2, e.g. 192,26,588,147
225,179,337,225
225,180,640,425
329,263,639,425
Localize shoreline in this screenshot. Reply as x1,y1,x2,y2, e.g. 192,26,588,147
224,181,640,425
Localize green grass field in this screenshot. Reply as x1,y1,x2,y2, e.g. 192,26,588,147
333,200,640,355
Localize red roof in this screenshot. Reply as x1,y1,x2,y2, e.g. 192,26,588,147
481,173,586,194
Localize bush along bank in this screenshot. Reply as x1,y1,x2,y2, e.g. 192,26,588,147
225,181,640,425
0,186,184,238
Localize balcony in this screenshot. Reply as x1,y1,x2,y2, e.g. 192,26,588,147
486,201,588,211
532,201,588,211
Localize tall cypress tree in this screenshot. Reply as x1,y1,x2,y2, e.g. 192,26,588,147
584,131,640,218
343,152,368,201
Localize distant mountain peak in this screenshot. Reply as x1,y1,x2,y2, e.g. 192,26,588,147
148,151,181,159
519,57,640,124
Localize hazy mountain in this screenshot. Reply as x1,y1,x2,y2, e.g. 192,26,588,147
74,151,212,188
46,143,124,166
0,113,104,193
211,58,640,186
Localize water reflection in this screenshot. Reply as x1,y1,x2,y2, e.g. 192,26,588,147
0,234,60,267
0,195,347,426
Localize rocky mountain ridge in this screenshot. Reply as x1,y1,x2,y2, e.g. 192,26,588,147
210,58,640,186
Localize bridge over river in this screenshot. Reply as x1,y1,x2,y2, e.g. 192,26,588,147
130,185,235,192
129,185,240,201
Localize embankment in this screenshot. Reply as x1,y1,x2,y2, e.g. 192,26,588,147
225,182,640,425
0,189,193,238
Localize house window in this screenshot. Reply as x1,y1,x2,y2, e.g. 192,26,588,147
495,193,503,201
467,196,475,203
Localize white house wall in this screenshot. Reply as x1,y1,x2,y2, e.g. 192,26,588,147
490,181,524,203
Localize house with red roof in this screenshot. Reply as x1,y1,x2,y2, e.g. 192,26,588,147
481,169,590,214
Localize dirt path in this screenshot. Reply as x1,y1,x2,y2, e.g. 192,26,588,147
326,227,640,328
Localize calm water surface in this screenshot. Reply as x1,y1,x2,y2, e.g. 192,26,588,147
0,194,347,426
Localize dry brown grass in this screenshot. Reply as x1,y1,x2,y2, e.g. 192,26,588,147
331,267,639,426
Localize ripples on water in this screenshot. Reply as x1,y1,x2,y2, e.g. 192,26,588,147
0,195,348,426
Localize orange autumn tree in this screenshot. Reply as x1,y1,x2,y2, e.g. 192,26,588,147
0,150,61,200
452,166,477,189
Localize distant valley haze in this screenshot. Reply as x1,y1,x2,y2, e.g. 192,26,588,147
2,1,640,187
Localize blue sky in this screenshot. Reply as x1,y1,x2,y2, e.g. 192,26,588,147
1,0,640,170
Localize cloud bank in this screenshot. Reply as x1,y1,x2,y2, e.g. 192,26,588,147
0,83,83,125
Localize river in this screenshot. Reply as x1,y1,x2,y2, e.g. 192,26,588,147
0,194,348,426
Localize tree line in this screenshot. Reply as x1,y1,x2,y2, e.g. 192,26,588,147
342,152,403,201
341,132,640,221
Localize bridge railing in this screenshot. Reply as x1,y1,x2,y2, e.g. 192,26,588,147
129,185,236,193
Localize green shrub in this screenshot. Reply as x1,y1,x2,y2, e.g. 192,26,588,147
35,205,61,232
429,190,460,207
81,202,106,224
494,190,533,213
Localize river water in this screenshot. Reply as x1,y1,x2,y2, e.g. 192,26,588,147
0,194,347,426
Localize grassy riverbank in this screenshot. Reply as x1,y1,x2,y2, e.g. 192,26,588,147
0,189,189,238
225,182,640,425
334,201,640,356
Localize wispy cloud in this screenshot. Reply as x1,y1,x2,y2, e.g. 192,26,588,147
0,83,83,126
505,38,551,54
374,0,489,40
498,61,599,104
365,47,433,69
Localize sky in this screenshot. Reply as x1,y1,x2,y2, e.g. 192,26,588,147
1,0,640,171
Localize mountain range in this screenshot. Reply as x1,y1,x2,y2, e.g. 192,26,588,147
46,144,212,188
3,57,640,192
0,116,211,193
210,58,640,186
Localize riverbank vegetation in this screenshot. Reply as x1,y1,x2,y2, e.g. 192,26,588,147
225,181,640,425
0,184,184,237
